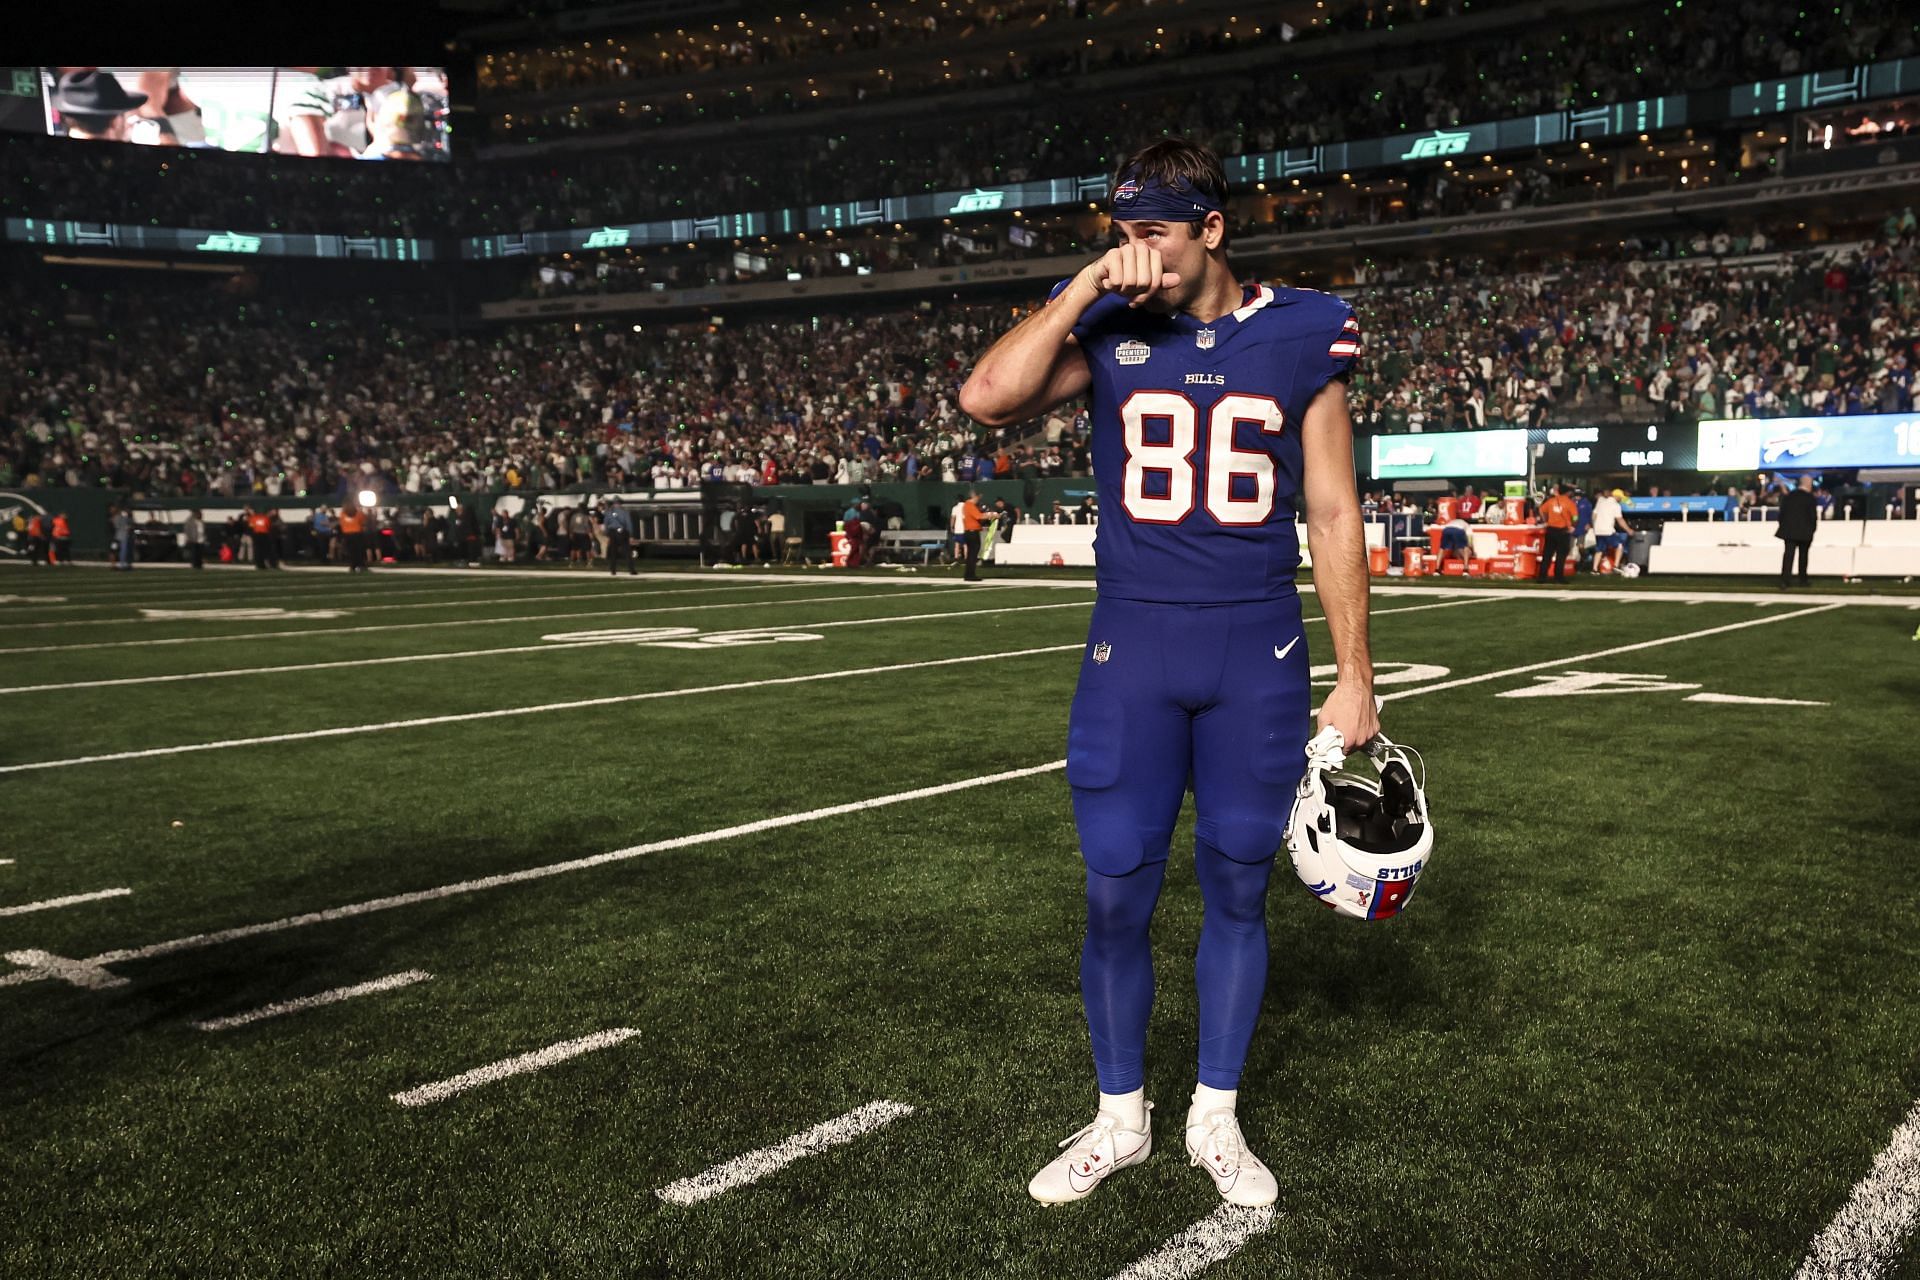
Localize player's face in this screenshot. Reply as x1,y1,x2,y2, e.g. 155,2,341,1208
1112,220,1208,309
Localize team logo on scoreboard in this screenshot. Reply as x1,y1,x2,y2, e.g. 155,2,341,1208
1398,129,1472,160
1196,327,1216,350
949,188,1007,214
1116,340,1152,366
584,227,632,249
195,231,262,254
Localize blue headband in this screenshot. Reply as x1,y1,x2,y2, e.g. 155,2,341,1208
1108,171,1223,221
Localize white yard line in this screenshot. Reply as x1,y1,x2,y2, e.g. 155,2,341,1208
654,1100,917,1206
1104,1204,1278,1280
0,596,1472,697
1,581,811,628
0,586,997,655
191,970,431,1032
0,762,1066,990
1379,604,1844,703
391,1028,641,1107
0,887,132,918
1794,1097,1920,1280
0,640,1087,774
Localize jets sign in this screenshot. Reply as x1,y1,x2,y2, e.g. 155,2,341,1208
948,189,1007,214
1399,130,1472,160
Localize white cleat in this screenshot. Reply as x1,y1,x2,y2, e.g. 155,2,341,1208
1184,1106,1279,1207
1027,1104,1153,1204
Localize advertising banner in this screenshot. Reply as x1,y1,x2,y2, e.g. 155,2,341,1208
1695,415,1920,470
6,217,432,261
1369,429,1528,480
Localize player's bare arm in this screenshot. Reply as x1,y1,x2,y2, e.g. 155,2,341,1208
958,243,1181,427
1301,378,1379,749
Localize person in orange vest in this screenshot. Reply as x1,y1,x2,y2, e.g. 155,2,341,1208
1536,483,1579,583
50,512,72,565
959,489,991,582
246,506,284,570
26,512,48,566
337,505,368,572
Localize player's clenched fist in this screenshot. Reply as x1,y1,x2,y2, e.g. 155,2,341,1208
1079,243,1182,309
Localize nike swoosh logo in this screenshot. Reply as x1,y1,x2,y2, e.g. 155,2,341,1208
1274,637,1300,661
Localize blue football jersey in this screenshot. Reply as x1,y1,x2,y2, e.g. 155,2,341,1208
1047,279,1360,603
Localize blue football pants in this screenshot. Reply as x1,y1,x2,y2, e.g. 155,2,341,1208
1066,594,1312,1093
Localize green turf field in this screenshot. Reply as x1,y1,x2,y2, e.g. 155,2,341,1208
3,563,1917,1279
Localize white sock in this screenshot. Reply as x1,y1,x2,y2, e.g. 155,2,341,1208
1099,1088,1146,1131
1190,1083,1237,1118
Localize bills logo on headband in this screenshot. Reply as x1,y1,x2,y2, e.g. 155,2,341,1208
1114,179,1142,204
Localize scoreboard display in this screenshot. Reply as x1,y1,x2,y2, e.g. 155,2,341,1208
1530,425,1696,473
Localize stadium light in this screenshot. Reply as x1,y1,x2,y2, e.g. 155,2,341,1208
358,490,377,509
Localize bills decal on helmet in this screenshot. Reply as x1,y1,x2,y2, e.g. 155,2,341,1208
1286,730,1432,921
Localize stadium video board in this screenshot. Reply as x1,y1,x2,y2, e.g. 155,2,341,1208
1530,424,1695,473
1369,429,1529,480
5,217,434,261
20,67,450,160
1695,415,1920,471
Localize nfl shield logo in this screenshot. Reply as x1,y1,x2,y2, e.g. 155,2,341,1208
1196,328,1216,350
1091,641,1112,664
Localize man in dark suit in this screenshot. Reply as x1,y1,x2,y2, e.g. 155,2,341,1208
1776,475,1818,587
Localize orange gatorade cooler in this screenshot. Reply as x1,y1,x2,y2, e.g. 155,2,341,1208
1489,554,1516,576
1441,560,1466,576
1514,549,1539,578
1467,558,1489,577
829,528,850,567
1403,548,1426,577
1368,545,1390,575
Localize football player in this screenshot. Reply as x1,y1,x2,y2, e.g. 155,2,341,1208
959,139,1377,1207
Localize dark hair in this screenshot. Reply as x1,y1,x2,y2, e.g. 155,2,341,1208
1111,137,1230,247
63,113,122,136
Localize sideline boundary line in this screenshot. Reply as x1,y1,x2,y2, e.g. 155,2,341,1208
0,762,1067,990
9,558,1920,605
1794,1096,1920,1280
654,1100,917,1206
392,1028,641,1107
0,596,1476,697
192,970,431,1032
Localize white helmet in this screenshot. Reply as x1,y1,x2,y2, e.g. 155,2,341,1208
1285,726,1432,920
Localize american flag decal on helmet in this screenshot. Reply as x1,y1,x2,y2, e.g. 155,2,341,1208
1328,314,1362,360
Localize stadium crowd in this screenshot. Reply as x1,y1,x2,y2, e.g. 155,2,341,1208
4,1,1912,240
3,219,1915,500
0,277,1077,499
481,0,1891,140
1349,220,1920,432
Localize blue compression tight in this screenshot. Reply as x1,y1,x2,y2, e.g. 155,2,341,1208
1081,843,1275,1094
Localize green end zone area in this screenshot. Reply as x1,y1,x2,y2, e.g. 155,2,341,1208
2,567,1918,1278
